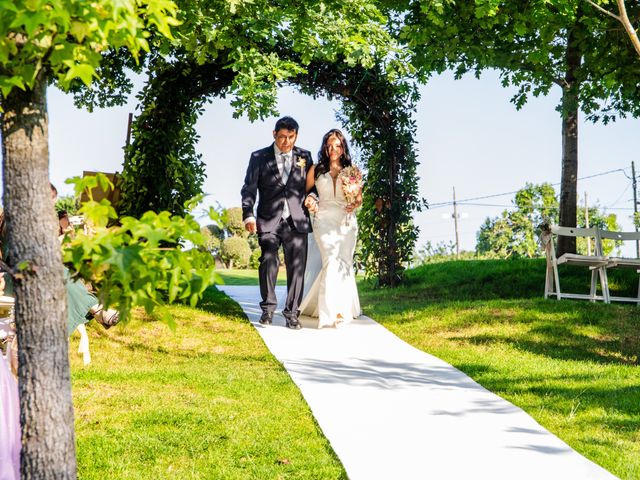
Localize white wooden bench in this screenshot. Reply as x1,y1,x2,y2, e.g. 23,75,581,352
541,225,610,302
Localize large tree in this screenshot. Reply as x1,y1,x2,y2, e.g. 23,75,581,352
405,0,640,256
0,1,178,477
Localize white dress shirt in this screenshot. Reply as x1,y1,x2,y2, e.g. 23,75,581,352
274,144,292,219
244,145,293,226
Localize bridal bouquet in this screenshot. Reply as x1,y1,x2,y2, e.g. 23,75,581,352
338,165,363,226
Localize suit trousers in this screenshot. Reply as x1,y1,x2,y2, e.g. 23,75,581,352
258,217,308,318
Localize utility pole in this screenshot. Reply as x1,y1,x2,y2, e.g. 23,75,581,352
453,187,460,259
633,161,639,257
585,192,591,255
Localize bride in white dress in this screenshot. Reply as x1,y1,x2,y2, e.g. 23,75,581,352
300,129,361,328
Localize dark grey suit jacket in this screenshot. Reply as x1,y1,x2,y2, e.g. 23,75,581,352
241,144,313,234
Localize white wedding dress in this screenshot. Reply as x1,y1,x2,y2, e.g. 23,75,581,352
300,172,361,327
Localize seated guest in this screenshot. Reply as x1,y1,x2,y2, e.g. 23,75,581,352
51,184,120,332
0,186,120,336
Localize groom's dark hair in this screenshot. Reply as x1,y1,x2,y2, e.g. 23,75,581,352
274,116,299,133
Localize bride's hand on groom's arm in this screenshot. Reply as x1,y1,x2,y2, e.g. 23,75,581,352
304,195,319,213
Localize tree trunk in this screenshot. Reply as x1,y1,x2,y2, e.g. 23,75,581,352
557,23,581,257
385,152,399,287
1,75,77,479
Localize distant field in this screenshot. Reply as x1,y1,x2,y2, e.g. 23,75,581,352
215,268,286,286
215,268,365,286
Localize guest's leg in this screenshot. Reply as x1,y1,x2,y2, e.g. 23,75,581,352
64,268,98,336
258,231,281,314
281,224,308,318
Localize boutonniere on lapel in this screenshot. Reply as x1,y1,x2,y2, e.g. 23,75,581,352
296,159,306,171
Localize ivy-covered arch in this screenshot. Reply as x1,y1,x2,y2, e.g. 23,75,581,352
119,56,235,217
119,59,425,286
295,63,425,286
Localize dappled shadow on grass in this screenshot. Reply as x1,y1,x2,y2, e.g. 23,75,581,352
196,285,248,321
456,362,640,417
82,287,272,363
447,300,639,366
87,319,275,363
87,334,276,363
453,324,631,365
361,275,640,367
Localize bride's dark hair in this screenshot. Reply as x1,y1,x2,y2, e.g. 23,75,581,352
315,129,352,180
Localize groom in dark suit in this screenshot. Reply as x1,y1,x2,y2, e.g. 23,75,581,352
241,116,313,329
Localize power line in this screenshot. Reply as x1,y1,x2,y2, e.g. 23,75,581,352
606,182,632,208
428,167,631,208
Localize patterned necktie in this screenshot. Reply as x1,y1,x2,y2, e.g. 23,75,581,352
282,154,291,183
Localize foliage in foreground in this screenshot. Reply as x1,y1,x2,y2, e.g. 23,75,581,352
70,287,345,480
62,175,220,323
360,258,640,479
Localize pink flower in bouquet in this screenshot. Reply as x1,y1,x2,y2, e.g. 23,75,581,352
338,166,363,205
338,166,363,226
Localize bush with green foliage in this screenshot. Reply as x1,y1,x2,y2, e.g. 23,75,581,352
222,207,247,238
221,236,251,269
54,194,80,216
249,247,261,269
204,205,262,267
200,227,221,255
63,175,219,325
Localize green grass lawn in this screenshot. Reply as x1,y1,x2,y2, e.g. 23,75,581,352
71,259,639,479
70,287,345,479
360,258,640,480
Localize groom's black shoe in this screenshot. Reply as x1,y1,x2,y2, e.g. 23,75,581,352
285,316,302,330
259,312,273,325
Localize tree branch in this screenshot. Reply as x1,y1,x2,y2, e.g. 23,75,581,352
616,0,640,57
584,0,621,21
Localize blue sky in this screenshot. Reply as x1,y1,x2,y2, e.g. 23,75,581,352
44,69,640,254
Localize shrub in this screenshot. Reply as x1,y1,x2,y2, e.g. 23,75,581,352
249,247,261,269
200,227,221,255
221,236,251,269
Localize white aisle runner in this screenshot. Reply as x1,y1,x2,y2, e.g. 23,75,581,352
219,285,617,480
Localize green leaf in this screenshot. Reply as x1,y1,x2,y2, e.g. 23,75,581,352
9,10,48,36
63,63,97,86
69,21,92,42
0,76,26,98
